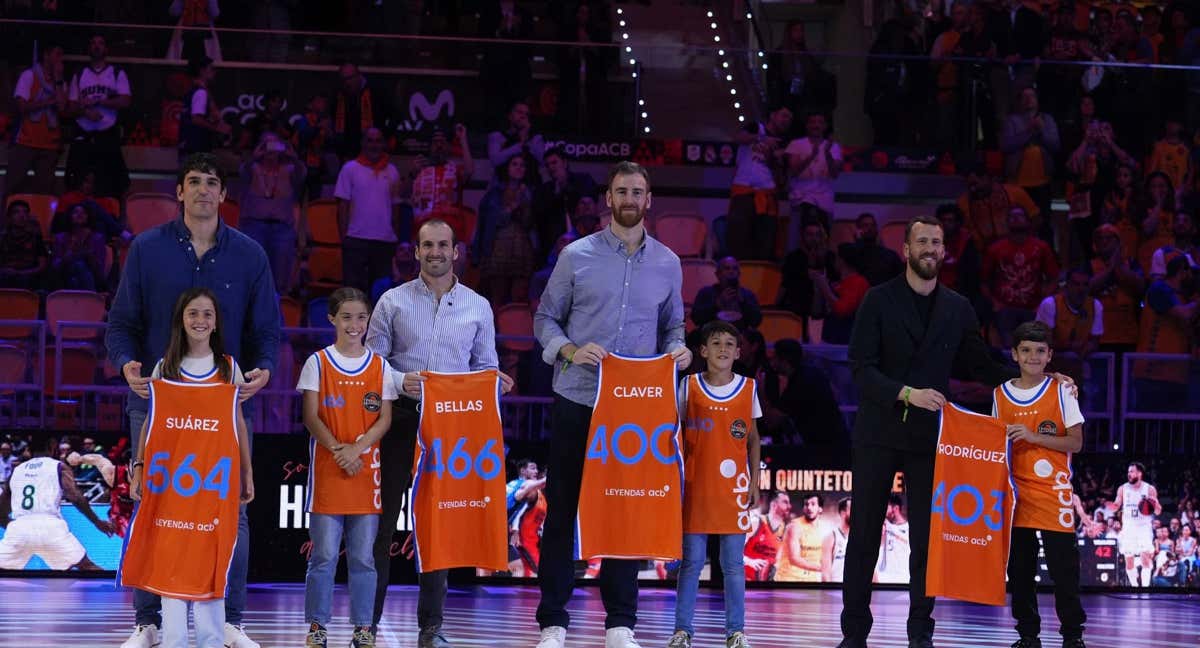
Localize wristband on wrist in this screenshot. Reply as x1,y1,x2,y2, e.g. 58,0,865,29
132,460,144,469
902,387,912,422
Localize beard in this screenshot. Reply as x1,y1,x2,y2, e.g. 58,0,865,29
908,250,942,280
612,204,645,228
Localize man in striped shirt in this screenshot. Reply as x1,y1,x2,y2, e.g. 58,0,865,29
365,218,512,648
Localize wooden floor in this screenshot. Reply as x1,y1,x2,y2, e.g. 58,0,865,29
0,579,1196,647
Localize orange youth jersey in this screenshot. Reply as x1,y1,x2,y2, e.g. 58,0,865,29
306,348,388,515
576,354,683,560
994,378,1076,532
410,370,507,572
681,374,756,534
926,403,1013,606
121,380,241,601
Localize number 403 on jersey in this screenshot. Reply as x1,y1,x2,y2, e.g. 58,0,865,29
931,481,1005,531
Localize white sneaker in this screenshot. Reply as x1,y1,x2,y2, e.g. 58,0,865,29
606,627,643,648
535,626,567,648
120,625,160,648
223,623,261,648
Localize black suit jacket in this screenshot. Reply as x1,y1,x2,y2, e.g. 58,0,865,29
847,276,1016,454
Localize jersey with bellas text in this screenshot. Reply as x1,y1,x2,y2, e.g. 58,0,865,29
926,403,1013,606
307,348,387,515
576,354,682,560
682,374,756,535
994,377,1076,532
8,458,64,519
410,370,507,573
121,380,241,601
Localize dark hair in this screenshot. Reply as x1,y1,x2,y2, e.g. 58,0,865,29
1144,171,1177,211
803,492,823,506
935,203,963,221
6,199,31,216
856,212,876,225
1011,320,1052,349
904,215,944,243
837,497,851,514
836,243,863,274
1065,265,1092,281
1165,254,1191,278
177,153,225,190
417,218,458,246
773,338,804,368
699,320,740,346
187,55,214,77
606,160,651,192
162,288,233,383
40,41,64,58
327,287,369,318
544,146,568,163
1129,461,1146,474
888,492,905,508
515,457,536,471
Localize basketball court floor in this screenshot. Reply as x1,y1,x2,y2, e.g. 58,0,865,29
1,580,1195,647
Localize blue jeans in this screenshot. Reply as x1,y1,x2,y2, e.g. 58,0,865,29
239,218,296,295
129,409,252,627
674,533,746,637
305,513,379,627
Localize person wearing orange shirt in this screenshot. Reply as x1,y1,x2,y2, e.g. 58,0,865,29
1087,224,1145,352
1002,87,1060,244
995,321,1087,648
958,165,1040,251
1145,117,1191,197
7,42,67,198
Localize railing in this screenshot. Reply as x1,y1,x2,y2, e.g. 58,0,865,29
1119,353,1200,455
0,319,47,429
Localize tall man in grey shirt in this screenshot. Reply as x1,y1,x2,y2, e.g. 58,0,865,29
365,219,512,648
532,162,692,648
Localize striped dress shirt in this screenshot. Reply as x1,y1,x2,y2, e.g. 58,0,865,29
365,276,499,395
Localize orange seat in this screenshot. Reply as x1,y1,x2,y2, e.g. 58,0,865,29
46,290,107,341
684,307,696,336
759,309,805,344
495,302,534,352
681,259,716,305
0,289,41,339
280,295,303,327
738,260,782,305
307,246,343,295
126,193,179,234
219,198,240,229
5,193,58,238
413,205,477,246
39,346,99,397
306,199,341,246
881,221,907,257
0,344,30,389
655,212,707,258
830,220,857,246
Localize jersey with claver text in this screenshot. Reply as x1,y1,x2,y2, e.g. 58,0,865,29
307,348,387,515
682,374,756,534
8,458,63,519
121,380,241,601
576,354,682,560
994,377,1076,532
926,403,1013,606
410,370,507,573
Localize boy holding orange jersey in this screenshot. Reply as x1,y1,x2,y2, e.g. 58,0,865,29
669,321,761,648
993,321,1087,648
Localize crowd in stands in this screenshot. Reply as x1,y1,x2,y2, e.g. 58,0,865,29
1,2,1199,450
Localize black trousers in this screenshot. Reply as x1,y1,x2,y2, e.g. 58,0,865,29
726,193,777,261
1008,528,1086,641
65,127,130,197
371,399,449,631
841,444,936,642
342,237,395,296
536,395,639,630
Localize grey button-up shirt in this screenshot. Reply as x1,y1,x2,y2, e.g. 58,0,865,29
534,226,686,406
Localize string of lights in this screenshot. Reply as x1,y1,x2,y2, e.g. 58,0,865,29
617,7,652,135
706,9,769,125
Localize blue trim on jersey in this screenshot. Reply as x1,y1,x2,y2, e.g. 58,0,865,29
305,437,316,512
1000,376,1052,406
180,365,219,381
322,347,373,376
696,374,746,402
410,380,428,573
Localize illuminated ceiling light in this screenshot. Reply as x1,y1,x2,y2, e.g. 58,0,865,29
706,11,713,18
713,35,720,42
622,33,629,39
722,61,729,68
629,58,636,65
718,49,725,56
733,102,741,108
625,46,632,53
729,88,736,95
644,126,651,133
638,99,645,106
641,112,647,118
757,51,764,57
631,71,637,78
746,13,752,19
617,7,623,14
738,115,745,122
710,22,717,29
619,20,626,27
762,64,768,70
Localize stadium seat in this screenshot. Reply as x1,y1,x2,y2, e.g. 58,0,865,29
219,197,240,228
0,344,30,389
495,303,535,352
306,198,341,245
830,220,857,246
0,288,41,339
126,193,179,234
46,290,107,341
39,346,99,397
306,246,343,296
738,261,783,305
681,259,716,305
758,309,805,344
881,221,907,257
307,297,333,329
655,212,707,258
280,295,303,327
413,205,478,246
5,193,58,238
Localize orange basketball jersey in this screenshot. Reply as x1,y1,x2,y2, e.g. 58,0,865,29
926,403,1013,606
121,380,241,601
682,373,756,535
176,354,236,384
410,370,507,573
994,378,1076,532
576,354,682,560
306,348,387,515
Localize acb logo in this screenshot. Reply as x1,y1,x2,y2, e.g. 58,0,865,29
323,395,346,409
